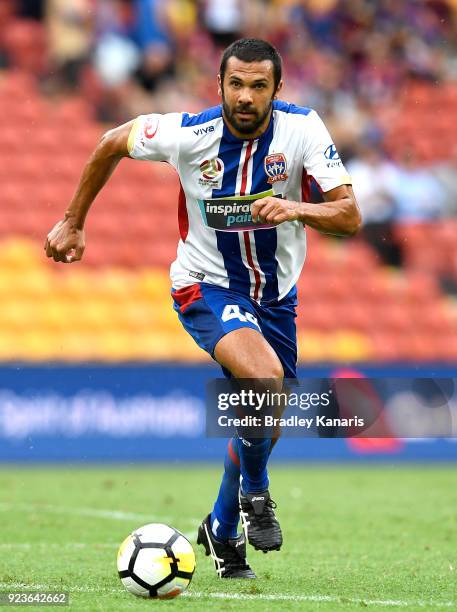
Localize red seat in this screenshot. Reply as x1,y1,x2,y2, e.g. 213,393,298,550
405,272,439,303
2,19,48,75
50,97,94,127
371,303,415,334
337,301,373,332
298,302,340,333
370,331,402,361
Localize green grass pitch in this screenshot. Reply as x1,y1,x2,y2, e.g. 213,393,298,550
0,465,456,611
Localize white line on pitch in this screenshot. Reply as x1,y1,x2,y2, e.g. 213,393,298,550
0,502,170,522
0,583,123,594
0,502,200,529
0,583,454,608
0,582,125,594
0,543,118,550
184,591,456,607
0,532,197,550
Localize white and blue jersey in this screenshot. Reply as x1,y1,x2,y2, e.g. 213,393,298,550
127,101,351,305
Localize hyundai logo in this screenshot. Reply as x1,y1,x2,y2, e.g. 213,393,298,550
324,144,340,160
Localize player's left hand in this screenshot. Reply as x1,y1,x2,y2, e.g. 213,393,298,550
251,197,301,225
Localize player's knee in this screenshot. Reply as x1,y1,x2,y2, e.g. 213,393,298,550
240,360,284,390
267,357,284,381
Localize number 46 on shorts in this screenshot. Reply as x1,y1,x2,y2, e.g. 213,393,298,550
221,305,260,328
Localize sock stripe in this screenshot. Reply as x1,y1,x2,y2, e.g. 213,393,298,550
228,438,240,467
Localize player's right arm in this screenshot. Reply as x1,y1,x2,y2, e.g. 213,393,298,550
44,120,133,263
45,112,181,263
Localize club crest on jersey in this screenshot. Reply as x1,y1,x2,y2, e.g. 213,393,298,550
264,153,288,184
199,158,224,188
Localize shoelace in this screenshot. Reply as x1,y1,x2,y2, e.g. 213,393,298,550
254,498,279,528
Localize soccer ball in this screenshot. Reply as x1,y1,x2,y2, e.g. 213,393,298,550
117,523,196,599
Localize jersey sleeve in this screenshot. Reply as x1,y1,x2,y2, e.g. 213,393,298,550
127,112,181,166
303,110,351,192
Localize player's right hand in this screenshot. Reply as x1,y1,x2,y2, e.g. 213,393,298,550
44,218,85,263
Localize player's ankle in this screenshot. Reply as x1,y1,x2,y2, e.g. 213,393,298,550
210,512,237,542
240,484,269,496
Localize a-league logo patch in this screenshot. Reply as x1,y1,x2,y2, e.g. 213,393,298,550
264,153,288,184
199,158,224,188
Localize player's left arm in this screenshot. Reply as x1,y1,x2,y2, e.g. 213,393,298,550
251,184,361,236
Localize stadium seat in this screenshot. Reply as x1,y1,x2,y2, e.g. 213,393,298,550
135,267,168,289
370,332,414,361
297,331,330,361
405,272,440,303
2,19,48,75
328,331,373,361
336,301,373,332
299,302,340,332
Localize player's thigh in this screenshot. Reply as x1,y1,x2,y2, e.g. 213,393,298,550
172,283,283,380
214,327,284,380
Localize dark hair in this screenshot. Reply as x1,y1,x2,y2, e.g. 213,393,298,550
219,38,282,92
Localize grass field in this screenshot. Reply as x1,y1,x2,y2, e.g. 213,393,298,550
0,465,456,611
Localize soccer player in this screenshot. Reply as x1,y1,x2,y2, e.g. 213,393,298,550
45,39,361,579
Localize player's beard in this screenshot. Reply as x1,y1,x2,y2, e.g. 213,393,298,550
222,96,273,136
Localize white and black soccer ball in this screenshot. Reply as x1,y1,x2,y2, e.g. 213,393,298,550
117,523,195,599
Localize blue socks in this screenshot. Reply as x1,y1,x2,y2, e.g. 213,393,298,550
210,436,272,541
237,437,270,494
210,438,240,541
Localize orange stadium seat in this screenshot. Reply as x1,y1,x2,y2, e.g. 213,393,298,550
383,82,456,163
1,126,23,155
433,336,457,362
297,331,331,361
327,331,373,361
370,302,415,334
30,129,63,154
2,19,48,75
352,278,387,304
336,300,373,333
0,71,37,103
51,97,95,125
298,302,341,333
416,303,454,334
405,272,440,303
365,332,396,362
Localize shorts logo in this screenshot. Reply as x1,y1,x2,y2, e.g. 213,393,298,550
143,117,159,139
264,153,288,184
199,158,224,187
189,270,205,281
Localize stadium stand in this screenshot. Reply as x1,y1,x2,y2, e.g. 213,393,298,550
0,0,456,363
0,69,455,362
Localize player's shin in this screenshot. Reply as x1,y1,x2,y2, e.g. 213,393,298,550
237,436,271,494
210,437,241,541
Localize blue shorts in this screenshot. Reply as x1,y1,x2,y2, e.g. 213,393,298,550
171,283,298,378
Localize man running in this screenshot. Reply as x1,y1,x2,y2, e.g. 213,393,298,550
45,38,361,579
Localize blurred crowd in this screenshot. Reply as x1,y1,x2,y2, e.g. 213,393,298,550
1,0,457,264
